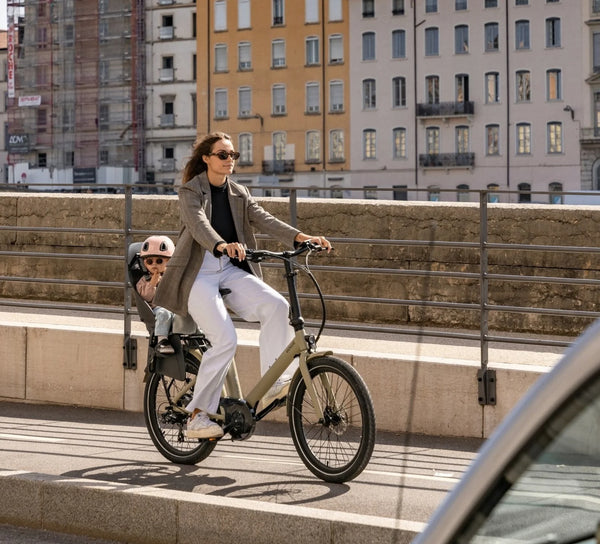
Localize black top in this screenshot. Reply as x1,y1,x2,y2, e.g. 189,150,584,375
210,180,251,272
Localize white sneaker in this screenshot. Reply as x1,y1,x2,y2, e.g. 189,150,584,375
185,412,224,439
262,379,291,407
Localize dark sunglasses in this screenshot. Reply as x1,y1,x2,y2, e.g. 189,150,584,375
144,257,165,265
210,150,240,160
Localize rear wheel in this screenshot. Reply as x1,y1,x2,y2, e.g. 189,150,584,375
144,352,216,464
288,355,376,483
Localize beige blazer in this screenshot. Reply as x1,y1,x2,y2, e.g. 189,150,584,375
153,172,300,317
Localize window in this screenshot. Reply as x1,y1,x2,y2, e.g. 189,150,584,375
329,0,342,21
485,22,499,51
99,150,109,165
238,86,251,117
215,88,228,118
272,84,286,114
487,183,500,203
329,80,344,112
456,126,469,153
329,129,344,161
161,97,175,126
392,77,406,107
362,0,374,17
549,182,563,204
486,124,500,155
456,0,467,10
594,0,600,14
329,34,344,63
64,24,74,46
306,36,319,65
215,44,228,72
238,42,251,70
426,127,440,155
455,25,469,54
363,186,378,200
239,133,252,164
362,79,376,109
425,27,439,56
547,69,561,101
306,130,321,162
485,72,500,103
518,182,531,203
393,185,408,200
457,184,470,202
98,104,109,131
546,17,561,48
272,39,286,68
238,0,250,29
363,129,376,159
426,0,437,13
305,82,320,113
37,108,48,132
516,70,531,102
485,0,498,6
161,14,174,40
36,64,48,85
426,75,439,104
547,122,563,153
214,0,227,31
99,59,110,83
273,131,286,161
64,151,74,167
362,32,375,61
515,20,530,49
428,186,440,201
37,152,47,168
273,0,284,25
392,30,406,58
393,127,407,159
515,0,528,4
516,122,531,154
305,0,319,23
392,0,405,15
456,74,469,102
594,32,600,73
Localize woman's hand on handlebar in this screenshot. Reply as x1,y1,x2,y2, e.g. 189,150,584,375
294,233,333,253
217,242,246,261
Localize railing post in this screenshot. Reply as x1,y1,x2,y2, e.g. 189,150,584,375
123,184,137,370
289,188,298,228
478,191,496,405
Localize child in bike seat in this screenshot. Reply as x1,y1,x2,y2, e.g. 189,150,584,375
136,235,176,356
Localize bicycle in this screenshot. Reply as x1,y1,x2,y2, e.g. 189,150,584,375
131,241,376,483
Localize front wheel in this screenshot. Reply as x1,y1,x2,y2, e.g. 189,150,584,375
288,355,376,483
144,352,216,465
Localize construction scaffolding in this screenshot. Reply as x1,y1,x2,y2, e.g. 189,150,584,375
6,0,145,186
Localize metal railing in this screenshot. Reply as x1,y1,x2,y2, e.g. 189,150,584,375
1,184,599,405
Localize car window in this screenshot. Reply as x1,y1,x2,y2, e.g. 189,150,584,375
457,373,600,544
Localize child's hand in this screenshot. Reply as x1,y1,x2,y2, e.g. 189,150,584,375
150,270,162,287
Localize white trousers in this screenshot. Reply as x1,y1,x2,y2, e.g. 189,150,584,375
186,252,296,413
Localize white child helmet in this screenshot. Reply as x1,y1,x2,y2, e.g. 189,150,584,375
140,235,175,258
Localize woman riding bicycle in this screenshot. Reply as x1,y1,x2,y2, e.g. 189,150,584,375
154,131,331,439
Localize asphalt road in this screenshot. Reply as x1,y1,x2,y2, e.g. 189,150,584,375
0,400,483,542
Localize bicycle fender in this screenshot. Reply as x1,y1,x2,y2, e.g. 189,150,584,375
307,350,333,361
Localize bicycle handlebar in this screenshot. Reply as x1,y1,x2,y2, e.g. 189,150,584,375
245,241,325,263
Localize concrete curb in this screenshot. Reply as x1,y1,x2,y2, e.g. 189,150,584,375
0,469,424,544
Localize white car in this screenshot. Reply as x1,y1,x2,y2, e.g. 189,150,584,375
413,319,600,544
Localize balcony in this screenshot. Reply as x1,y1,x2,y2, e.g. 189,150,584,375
159,26,174,40
419,152,475,169
580,127,600,144
159,68,174,82
417,101,474,118
262,160,295,175
160,158,176,171
160,114,175,127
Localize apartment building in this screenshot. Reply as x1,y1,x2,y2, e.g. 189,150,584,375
5,0,144,189
145,0,197,191
351,0,595,202
0,30,8,183
196,0,600,202
195,0,351,197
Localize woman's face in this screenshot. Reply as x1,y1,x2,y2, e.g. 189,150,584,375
204,138,236,179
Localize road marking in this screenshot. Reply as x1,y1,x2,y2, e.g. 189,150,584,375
0,433,64,443
216,452,460,482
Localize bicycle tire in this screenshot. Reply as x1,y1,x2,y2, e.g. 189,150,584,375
288,355,376,483
144,352,217,465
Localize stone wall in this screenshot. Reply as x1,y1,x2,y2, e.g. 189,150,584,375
1,192,599,336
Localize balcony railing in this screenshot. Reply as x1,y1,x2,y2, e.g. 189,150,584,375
262,160,295,174
580,127,600,142
419,152,475,169
417,101,475,118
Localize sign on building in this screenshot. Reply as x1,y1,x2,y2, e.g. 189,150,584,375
8,134,30,154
